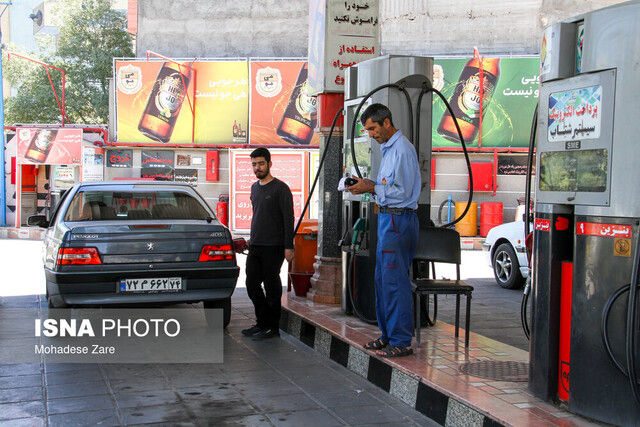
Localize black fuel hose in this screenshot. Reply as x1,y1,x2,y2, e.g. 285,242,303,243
289,102,378,325
600,233,640,404
293,107,344,236
349,83,414,178
521,105,538,341
416,87,473,228
524,105,537,260
521,277,531,340
437,198,455,226
625,230,640,404
348,248,377,324
601,283,640,382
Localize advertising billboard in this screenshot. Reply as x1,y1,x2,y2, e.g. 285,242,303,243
230,150,309,232
249,60,320,146
16,127,83,165
432,57,540,149
115,59,249,145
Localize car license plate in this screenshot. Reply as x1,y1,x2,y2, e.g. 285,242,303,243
119,277,182,292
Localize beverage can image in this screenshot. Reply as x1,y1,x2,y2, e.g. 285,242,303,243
276,63,318,145
437,57,501,143
138,61,192,143
24,129,58,163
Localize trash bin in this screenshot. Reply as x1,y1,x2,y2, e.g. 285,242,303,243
289,219,318,297
454,201,478,237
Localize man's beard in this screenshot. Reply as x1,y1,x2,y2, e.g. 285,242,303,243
255,167,269,179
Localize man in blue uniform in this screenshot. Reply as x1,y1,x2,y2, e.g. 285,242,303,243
348,103,420,357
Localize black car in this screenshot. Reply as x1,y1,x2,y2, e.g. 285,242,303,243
28,182,239,327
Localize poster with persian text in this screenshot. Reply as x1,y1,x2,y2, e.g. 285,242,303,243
249,60,320,146
308,0,379,94
432,57,540,148
115,59,249,145
16,128,82,165
229,150,310,232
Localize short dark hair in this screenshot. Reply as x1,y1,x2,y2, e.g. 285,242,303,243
250,147,271,162
360,103,394,127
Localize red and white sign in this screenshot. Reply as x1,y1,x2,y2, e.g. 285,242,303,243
16,127,82,165
230,150,310,232
535,218,551,231
576,222,632,238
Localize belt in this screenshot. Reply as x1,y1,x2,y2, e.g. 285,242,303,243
378,206,416,215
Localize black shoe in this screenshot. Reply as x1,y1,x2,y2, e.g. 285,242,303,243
251,328,280,340
241,325,263,336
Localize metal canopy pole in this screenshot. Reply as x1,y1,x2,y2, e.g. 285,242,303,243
6,52,67,125
0,1,12,227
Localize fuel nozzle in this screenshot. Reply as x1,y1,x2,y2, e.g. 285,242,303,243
351,218,367,250
345,177,358,187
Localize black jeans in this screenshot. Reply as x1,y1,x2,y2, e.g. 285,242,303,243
245,245,285,329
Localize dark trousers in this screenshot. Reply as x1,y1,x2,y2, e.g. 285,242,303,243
245,245,285,329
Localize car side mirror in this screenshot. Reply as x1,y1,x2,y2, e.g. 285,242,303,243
27,215,49,228
522,212,533,223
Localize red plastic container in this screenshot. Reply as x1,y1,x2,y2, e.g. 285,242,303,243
480,202,503,237
289,271,313,297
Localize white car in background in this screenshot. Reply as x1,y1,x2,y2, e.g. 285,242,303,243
483,220,531,289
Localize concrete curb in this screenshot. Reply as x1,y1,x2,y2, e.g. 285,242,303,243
280,308,505,427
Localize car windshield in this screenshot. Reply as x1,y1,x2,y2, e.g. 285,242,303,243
64,190,211,221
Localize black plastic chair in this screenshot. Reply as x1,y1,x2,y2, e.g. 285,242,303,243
412,227,474,347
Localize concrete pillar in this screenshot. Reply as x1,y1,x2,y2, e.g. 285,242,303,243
308,94,344,304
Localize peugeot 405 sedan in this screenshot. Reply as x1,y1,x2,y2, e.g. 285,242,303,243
28,182,239,327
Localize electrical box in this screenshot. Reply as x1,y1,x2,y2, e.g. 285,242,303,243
469,162,493,192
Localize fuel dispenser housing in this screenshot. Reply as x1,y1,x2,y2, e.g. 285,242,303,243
530,2,640,423
340,55,433,321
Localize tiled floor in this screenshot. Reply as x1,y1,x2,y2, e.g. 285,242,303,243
281,292,602,427
0,293,438,426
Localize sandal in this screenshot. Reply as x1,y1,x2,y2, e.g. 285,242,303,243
363,338,387,350
375,345,414,358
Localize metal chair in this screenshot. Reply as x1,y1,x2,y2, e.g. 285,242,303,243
412,227,474,347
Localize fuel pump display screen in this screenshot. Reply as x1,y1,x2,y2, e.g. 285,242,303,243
539,149,608,192
344,140,371,177
344,101,373,178
536,69,615,206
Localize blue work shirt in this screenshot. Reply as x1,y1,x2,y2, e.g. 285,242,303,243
373,130,421,210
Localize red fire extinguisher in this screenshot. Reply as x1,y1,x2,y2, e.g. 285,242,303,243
216,194,229,227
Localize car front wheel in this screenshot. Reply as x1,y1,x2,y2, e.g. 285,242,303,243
492,243,524,289
204,297,231,328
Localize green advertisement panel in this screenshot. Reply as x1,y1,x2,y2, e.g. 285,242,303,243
432,57,540,148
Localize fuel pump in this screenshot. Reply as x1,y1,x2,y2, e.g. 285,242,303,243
340,55,473,323
340,56,433,321
528,2,640,424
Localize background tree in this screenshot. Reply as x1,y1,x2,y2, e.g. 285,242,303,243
3,0,134,124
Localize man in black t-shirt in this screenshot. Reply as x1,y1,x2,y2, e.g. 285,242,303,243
242,147,295,340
